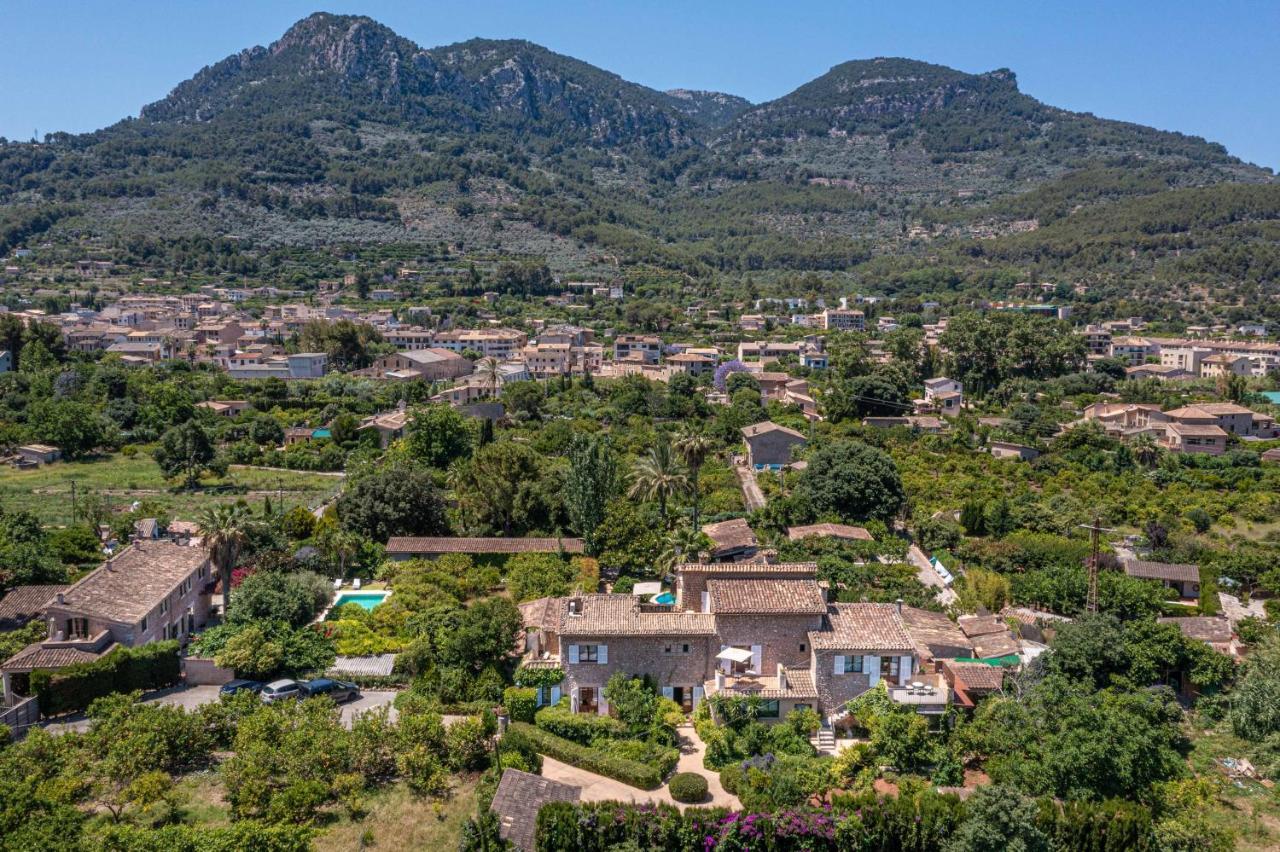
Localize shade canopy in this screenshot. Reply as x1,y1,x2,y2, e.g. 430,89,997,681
716,646,754,663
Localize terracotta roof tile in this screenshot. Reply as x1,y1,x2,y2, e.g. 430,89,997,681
491,769,580,851
945,661,1006,691
1124,560,1200,583
58,541,209,624
0,584,67,629
706,578,827,614
700,519,758,554
1158,616,1233,644
386,537,584,555
787,523,873,542
3,641,114,671
559,595,716,636
809,603,914,651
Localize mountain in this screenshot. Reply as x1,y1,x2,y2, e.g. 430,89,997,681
0,12,1274,288
665,89,753,129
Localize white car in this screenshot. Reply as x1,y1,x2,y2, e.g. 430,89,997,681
260,679,302,703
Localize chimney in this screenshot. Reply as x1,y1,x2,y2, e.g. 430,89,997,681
895,598,904,615
56,592,65,605
777,663,787,693
567,597,581,616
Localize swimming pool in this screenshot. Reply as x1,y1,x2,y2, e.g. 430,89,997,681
332,591,392,611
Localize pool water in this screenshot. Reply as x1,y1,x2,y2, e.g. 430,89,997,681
333,591,391,611
654,592,675,604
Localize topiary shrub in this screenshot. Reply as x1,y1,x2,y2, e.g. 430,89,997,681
719,763,745,795
669,772,709,803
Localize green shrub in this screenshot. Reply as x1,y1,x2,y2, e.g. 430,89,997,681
719,763,744,795
668,772,708,803
534,699,628,743
446,716,492,772
504,687,538,724
31,641,181,716
504,722,662,789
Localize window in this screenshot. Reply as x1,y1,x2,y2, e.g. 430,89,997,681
841,655,863,674
198,565,207,579
67,617,89,639
794,703,812,713
881,656,900,678
159,599,169,616
799,643,806,653
139,616,149,632
757,700,780,719
579,644,599,663
664,643,691,655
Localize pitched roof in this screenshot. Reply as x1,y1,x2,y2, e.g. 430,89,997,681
1157,616,1233,644
56,542,209,624
809,603,914,651
676,562,817,575
741,421,806,440
706,578,827,614
385,537,584,555
559,595,717,636
787,523,873,542
957,615,1009,638
1165,422,1229,438
701,518,758,554
0,584,67,630
900,606,972,658
518,596,563,634
945,661,1006,691
3,641,114,672
1124,559,1200,583
490,769,580,851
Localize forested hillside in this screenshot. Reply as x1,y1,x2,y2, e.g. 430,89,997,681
0,11,1274,297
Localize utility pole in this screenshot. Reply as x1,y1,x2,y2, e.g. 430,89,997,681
1078,516,1114,614
70,479,78,526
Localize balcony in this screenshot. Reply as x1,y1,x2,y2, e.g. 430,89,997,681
706,665,818,701
887,673,950,714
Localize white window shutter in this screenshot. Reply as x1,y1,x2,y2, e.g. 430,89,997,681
900,656,913,685
719,645,731,674
868,654,881,687
692,686,704,708
701,591,709,613
598,696,609,716
570,691,579,713
833,655,845,675
662,686,674,700
750,645,762,674
568,644,579,664
598,645,608,665
550,685,561,705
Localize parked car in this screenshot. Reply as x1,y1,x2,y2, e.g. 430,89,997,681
260,679,303,703
301,678,360,703
219,679,264,696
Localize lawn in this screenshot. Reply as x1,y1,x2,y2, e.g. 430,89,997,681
1185,725,1280,852
313,779,479,851
0,453,343,525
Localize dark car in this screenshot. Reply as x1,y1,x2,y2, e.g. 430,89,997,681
219,679,264,696
301,678,360,703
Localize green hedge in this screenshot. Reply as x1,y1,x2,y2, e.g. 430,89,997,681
504,687,538,724
31,641,181,717
534,796,1157,852
504,722,662,790
534,698,628,744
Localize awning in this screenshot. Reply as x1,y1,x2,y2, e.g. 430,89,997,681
716,647,754,663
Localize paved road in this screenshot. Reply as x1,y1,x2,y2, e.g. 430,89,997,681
41,685,401,734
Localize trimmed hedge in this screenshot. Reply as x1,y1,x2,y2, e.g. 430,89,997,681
504,687,538,724
534,699,628,744
504,722,662,790
535,796,1158,852
668,772,708,803
31,641,181,717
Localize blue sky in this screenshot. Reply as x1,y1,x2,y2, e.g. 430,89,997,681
2,0,1277,169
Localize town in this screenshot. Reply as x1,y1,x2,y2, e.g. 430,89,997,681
2,6,1280,852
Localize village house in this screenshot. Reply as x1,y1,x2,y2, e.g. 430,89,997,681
15,444,61,465
358,408,410,448
432,328,527,360
361,349,473,382
612,334,662,364
700,518,760,562
196,400,251,418
2,541,213,704
524,562,988,725
741,421,807,470
987,441,1040,462
921,377,963,413
1125,560,1201,602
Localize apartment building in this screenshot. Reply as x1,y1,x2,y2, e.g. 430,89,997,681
613,334,662,364
432,329,527,359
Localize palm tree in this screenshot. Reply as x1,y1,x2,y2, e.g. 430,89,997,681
476,357,503,398
198,504,252,618
324,529,362,579
628,443,690,524
660,525,711,572
1132,433,1161,468
674,427,714,529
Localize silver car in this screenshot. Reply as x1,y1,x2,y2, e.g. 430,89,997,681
260,679,302,703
